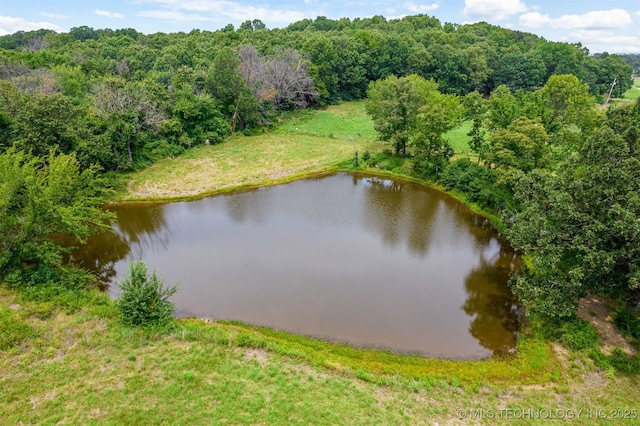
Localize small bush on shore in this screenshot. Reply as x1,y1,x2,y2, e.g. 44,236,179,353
116,261,177,328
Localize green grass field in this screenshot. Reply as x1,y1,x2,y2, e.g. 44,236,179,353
124,102,384,200
622,77,640,100
444,120,473,154
123,102,477,201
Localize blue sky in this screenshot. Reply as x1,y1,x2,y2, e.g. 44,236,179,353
1,1,639,53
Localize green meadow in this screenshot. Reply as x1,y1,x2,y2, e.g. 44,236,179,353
622,77,640,100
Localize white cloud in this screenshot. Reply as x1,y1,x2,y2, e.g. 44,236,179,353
138,10,210,22
95,9,125,19
140,1,307,24
520,9,633,30
462,0,527,22
0,16,65,34
404,2,439,13
566,29,640,54
39,12,68,19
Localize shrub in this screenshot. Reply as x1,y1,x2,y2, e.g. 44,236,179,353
0,307,35,350
116,261,177,328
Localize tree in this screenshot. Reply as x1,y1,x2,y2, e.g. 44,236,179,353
238,45,319,112
207,47,258,132
303,35,339,103
412,89,464,174
463,91,488,163
92,79,166,168
486,117,551,173
365,74,439,156
507,127,640,317
487,85,519,130
464,45,491,94
494,46,546,92
116,260,177,328
13,93,81,157
538,74,596,136
262,48,320,110
172,90,230,145
606,98,640,156
0,148,115,283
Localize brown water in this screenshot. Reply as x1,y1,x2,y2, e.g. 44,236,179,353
74,172,520,359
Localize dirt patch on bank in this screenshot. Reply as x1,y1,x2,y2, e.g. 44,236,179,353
576,295,637,356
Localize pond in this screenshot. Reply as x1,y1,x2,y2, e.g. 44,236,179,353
74,172,521,360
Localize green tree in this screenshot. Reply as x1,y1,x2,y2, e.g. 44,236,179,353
538,74,596,136
507,127,640,317
116,260,177,328
0,148,115,282
412,89,464,174
494,46,546,92
365,74,439,157
486,117,551,173
463,91,488,163
207,47,258,132
303,35,339,103
172,90,231,145
13,93,81,157
487,85,519,130
606,98,640,156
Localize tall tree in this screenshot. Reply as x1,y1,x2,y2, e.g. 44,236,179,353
507,127,640,317
463,91,489,163
538,74,596,136
365,74,439,157
412,89,464,174
207,47,258,132
92,79,165,168
0,148,115,282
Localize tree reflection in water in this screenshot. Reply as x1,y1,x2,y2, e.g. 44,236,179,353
462,242,521,357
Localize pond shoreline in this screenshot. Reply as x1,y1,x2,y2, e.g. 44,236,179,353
117,163,505,233
100,172,520,360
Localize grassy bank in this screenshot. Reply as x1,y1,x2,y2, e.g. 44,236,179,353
123,102,384,201
2,287,639,425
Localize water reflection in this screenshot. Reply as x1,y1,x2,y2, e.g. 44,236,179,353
74,172,520,359
463,242,521,357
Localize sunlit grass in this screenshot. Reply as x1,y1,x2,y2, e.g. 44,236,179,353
124,102,384,201
444,120,473,154
2,286,639,425
622,77,640,100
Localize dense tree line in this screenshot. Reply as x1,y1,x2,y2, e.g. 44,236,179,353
619,54,640,76
0,15,632,171
0,14,637,318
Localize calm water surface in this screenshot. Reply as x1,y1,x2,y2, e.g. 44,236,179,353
76,173,520,359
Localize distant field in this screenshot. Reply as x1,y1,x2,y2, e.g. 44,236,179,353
444,120,472,154
622,77,640,100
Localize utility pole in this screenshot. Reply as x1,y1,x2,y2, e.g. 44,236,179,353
605,77,617,105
